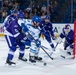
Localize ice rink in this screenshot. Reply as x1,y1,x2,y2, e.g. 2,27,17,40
0,36,76,75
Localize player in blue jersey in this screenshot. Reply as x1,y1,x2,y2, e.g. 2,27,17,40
5,11,27,65
3,10,18,30
20,16,42,63
57,24,74,58
39,15,56,51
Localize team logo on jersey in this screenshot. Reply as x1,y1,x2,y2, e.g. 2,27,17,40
15,29,18,32
14,25,18,27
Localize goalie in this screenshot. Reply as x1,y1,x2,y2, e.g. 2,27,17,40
57,24,74,58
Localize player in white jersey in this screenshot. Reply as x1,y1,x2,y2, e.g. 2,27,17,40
18,16,42,63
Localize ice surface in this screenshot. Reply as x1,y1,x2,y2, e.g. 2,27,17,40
0,37,76,75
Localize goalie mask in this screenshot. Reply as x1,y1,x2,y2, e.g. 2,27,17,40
32,16,40,27
64,24,71,34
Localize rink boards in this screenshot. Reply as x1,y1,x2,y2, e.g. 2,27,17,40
0,20,74,37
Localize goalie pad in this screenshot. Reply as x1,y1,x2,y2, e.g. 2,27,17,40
66,46,73,55
60,48,73,59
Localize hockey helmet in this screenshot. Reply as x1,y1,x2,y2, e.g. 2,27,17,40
44,15,50,23
32,16,40,23
64,24,71,34
11,10,18,14
64,24,71,29
45,15,50,20
18,10,24,18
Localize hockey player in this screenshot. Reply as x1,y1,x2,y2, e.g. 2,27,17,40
57,24,74,58
39,15,56,51
21,16,42,63
3,10,18,30
5,11,27,65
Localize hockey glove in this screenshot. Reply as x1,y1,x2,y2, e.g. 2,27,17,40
35,39,41,47
22,25,28,33
52,36,56,40
21,36,27,42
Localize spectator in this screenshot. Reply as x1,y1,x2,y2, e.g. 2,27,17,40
36,5,41,16
0,9,2,22
41,5,46,12
2,9,8,21
73,8,76,20
41,12,46,20
26,5,31,15
32,8,39,16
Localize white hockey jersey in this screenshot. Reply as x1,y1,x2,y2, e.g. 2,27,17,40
18,19,40,40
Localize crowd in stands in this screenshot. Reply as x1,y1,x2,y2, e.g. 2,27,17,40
0,0,76,23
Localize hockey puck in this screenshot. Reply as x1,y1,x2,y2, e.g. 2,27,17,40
44,63,47,66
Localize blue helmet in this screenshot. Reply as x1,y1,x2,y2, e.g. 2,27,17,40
11,10,18,14
45,15,50,20
32,16,40,23
18,11,24,18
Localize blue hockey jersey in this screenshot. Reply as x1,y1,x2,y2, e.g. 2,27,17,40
4,19,25,40
39,20,54,37
60,28,74,44
4,15,16,28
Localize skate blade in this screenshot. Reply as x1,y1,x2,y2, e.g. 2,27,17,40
28,62,36,65
5,63,16,67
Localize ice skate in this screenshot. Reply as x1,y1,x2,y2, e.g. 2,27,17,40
29,56,36,63
5,58,16,66
35,56,42,61
18,56,27,61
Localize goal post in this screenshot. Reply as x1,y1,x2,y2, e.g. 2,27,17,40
74,20,76,59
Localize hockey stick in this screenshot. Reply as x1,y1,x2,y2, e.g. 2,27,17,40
27,32,54,60
40,46,53,60
41,42,59,56
41,42,58,51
